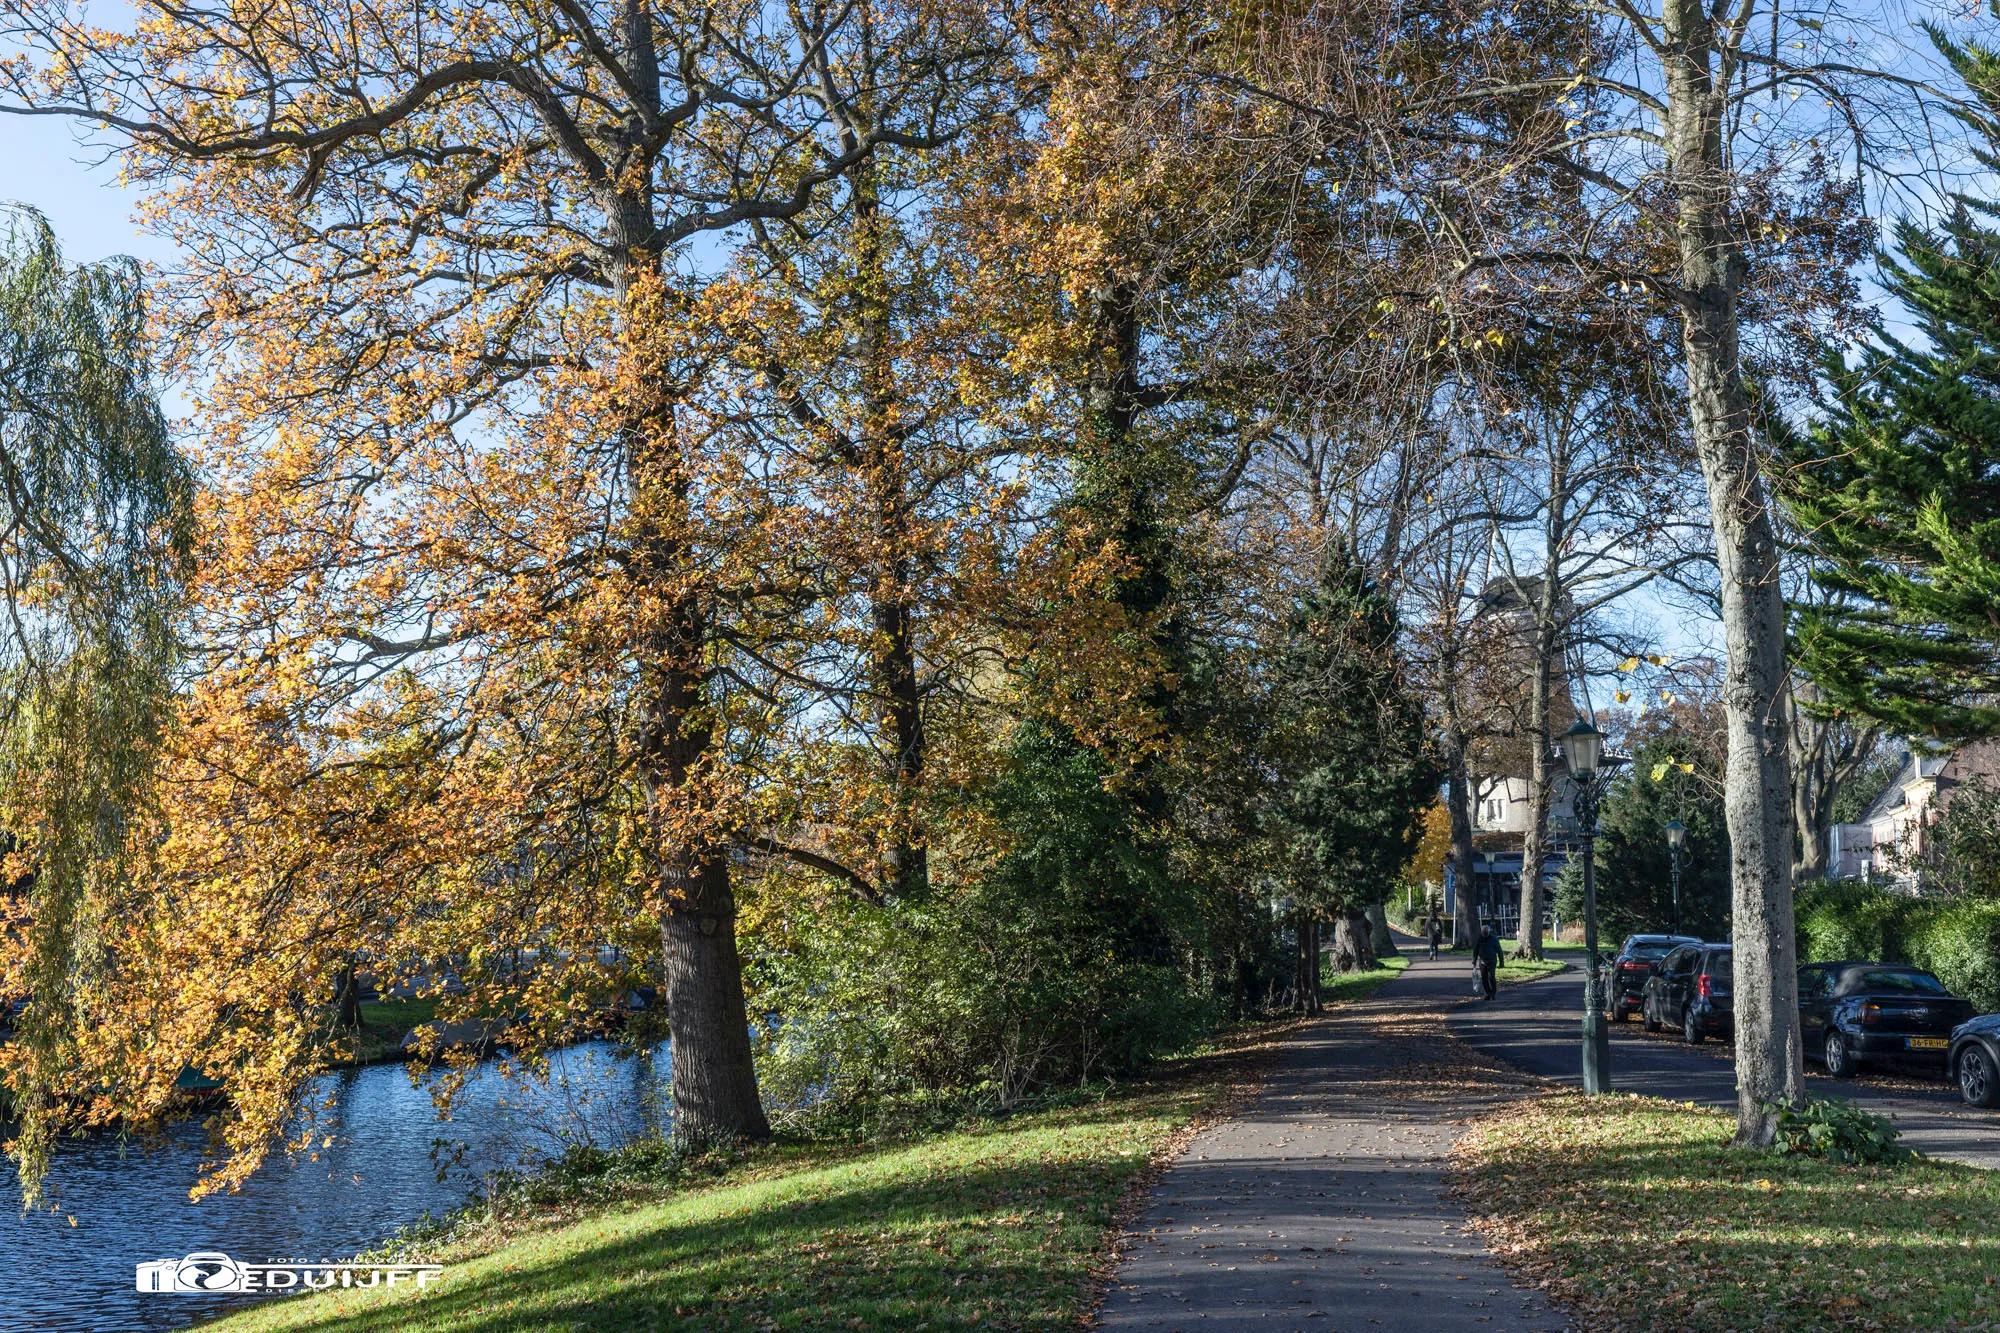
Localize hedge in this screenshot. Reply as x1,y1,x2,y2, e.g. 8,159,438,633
1794,880,2000,1013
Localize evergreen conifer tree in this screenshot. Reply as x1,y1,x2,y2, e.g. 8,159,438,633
1269,544,1439,977
1786,30,2000,739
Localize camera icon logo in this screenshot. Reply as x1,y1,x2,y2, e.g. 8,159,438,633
136,1252,249,1293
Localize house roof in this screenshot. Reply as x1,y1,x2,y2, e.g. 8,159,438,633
1857,752,1915,825
1852,741,2000,830
1941,737,2000,792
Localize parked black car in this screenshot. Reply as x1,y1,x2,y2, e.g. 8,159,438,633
1608,934,1701,1022
1642,943,1733,1044
1798,962,1975,1078
1948,1014,2000,1108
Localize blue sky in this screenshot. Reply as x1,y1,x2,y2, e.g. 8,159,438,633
2,113,173,266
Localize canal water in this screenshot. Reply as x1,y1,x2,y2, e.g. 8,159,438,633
0,1040,671,1333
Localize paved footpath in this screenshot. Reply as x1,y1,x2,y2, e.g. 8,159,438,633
1097,954,1569,1333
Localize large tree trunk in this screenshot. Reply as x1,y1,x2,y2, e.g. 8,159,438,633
1788,679,1875,884
850,158,929,901
1792,748,1830,883
1329,906,1376,973
1514,619,1555,960
1446,736,1478,950
639,579,771,1141
872,577,927,898
1789,679,1832,881
659,855,769,1139
623,250,770,1142
332,959,362,1033
1515,769,1549,959
1662,0,1803,1145
1368,899,1400,958
1294,912,1323,1013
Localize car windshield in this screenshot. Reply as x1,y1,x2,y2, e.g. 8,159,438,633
1705,952,1732,979
1627,942,1678,960
1858,969,1949,995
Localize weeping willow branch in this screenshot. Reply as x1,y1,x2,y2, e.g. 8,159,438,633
0,206,193,1207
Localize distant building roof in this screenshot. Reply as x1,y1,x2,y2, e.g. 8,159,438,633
1858,753,1916,826
1856,743,1997,829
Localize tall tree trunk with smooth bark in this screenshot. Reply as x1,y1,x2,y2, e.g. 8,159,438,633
1788,679,1878,884
1446,734,1479,949
1793,751,1831,882
1662,0,1803,1144
1514,618,1555,961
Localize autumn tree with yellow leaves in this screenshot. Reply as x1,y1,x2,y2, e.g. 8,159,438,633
0,0,1720,1198
0,0,1017,1191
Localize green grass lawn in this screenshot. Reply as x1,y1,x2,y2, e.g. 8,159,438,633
1457,1091,2000,1332
357,997,441,1032
1426,946,1569,985
1495,954,1569,984
329,997,444,1067
1321,953,1409,1005
198,1088,1209,1332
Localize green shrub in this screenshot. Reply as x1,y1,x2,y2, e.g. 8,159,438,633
1793,880,2000,1013
1767,1094,1917,1166
1902,898,2000,1014
1794,879,1910,964
751,722,1218,1118
755,891,1214,1118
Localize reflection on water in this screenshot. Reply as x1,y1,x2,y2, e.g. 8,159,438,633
0,1040,670,1333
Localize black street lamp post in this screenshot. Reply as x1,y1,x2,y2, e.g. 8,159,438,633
1479,850,1495,930
1561,718,1625,1096
1664,819,1687,939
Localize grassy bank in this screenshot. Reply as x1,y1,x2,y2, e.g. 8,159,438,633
1496,954,1569,984
194,1025,1286,1333
329,998,442,1067
1322,953,1409,1005
1456,1091,2000,1332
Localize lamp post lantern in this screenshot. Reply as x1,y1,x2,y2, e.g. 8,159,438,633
1561,717,1624,1095
1664,819,1687,939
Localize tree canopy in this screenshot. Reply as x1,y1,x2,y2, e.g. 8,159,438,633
1786,29,2000,741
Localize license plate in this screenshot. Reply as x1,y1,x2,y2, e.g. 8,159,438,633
1908,1037,1948,1050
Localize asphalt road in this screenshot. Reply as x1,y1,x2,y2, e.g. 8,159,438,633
1447,965,2000,1169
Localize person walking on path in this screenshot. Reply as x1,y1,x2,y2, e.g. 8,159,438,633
1474,924,1501,1000
1427,908,1444,960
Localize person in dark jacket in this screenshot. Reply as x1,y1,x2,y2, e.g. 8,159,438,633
1427,909,1444,961
1473,925,1501,1000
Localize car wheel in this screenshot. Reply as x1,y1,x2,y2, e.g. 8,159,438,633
1611,999,1629,1024
1643,997,1662,1033
1959,1044,2000,1109
1825,1030,1857,1078
1683,1006,1705,1046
